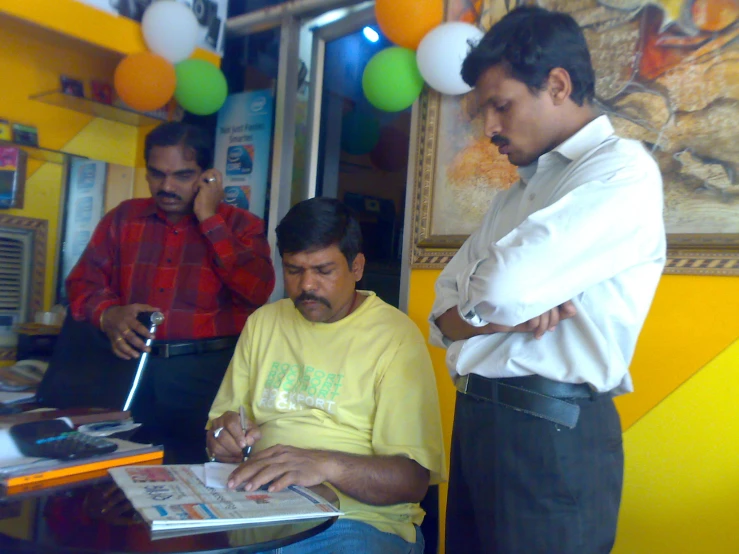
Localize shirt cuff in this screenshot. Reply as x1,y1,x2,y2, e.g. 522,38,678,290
456,258,488,327
428,322,453,349
199,213,228,238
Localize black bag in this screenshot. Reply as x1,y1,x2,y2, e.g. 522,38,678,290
36,311,143,410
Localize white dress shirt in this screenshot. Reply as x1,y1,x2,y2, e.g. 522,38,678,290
429,116,666,394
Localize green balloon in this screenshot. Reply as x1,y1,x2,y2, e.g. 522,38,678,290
174,59,228,115
362,47,424,112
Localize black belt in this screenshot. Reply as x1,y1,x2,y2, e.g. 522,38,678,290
455,374,598,429
149,336,238,358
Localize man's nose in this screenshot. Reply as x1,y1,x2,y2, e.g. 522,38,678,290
161,175,177,192
299,272,317,291
484,110,502,138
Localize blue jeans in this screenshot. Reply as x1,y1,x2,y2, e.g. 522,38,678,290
267,519,424,554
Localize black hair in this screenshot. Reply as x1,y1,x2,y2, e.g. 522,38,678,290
144,122,213,170
276,197,362,265
461,6,595,106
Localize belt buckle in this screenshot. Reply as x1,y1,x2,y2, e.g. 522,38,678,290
456,374,470,394
457,374,496,402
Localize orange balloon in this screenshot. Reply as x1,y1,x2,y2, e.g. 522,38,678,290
114,52,176,112
376,0,444,50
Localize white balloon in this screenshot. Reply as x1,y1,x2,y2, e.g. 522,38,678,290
416,22,484,96
142,1,200,64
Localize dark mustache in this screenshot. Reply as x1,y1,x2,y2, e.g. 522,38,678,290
491,136,509,147
295,292,331,308
157,191,182,201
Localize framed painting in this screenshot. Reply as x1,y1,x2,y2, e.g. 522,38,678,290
411,0,739,275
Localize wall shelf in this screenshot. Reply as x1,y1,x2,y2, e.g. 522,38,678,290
0,139,69,165
29,90,167,127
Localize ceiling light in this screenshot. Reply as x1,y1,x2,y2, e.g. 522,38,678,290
363,26,379,43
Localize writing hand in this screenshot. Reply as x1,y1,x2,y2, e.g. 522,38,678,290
227,445,335,492
194,169,225,222
207,410,261,463
101,304,161,360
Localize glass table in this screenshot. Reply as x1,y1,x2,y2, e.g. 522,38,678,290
0,476,339,553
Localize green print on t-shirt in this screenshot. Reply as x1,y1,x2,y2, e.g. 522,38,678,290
259,361,344,414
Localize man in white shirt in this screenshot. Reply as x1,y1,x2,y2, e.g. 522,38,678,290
430,6,666,553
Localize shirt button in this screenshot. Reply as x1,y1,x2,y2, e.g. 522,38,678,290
167,259,172,263
529,193,536,201
173,229,178,235
159,288,164,292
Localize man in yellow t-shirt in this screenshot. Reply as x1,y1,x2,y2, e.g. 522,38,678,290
206,197,446,553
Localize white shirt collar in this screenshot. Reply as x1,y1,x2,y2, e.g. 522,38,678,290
517,115,614,185
554,114,614,161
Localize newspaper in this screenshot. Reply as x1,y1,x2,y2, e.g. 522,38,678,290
108,465,343,532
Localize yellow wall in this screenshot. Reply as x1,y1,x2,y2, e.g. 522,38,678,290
0,13,138,311
0,0,222,312
407,270,739,553
616,338,739,553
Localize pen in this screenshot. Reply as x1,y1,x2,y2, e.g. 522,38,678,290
239,405,252,462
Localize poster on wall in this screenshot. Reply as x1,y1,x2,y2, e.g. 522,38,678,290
74,0,227,55
214,90,274,219
59,158,107,294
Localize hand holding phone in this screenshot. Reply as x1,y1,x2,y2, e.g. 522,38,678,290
193,168,225,222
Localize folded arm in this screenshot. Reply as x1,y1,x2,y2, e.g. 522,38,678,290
430,161,664,347
435,301,577,342
457,168,663,327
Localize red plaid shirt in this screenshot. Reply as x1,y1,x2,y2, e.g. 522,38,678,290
66,198,275,340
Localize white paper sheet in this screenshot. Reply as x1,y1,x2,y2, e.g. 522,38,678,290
204,461,239,489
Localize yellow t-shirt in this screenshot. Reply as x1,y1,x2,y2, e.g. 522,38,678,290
209,292,446,542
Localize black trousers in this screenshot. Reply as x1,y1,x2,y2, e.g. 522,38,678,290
129,347,234,464
445,391,624,554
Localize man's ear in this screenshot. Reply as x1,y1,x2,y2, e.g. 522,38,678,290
547,67,573,106
351,253,366,282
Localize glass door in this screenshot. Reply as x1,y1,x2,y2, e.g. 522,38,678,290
227,1,416,308
303,6,415,309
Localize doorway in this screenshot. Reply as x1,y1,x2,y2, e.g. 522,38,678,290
227,1,417,311
303,7,413,308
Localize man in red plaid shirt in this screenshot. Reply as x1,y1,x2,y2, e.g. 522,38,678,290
66,122,275,462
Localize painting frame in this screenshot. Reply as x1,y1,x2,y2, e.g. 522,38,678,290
410,1,739,276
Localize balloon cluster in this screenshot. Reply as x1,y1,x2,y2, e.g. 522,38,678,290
113,1,227,116
362,0,484,112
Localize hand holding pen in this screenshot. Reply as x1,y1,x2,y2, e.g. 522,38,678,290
206,407,261,464
239,406,252,462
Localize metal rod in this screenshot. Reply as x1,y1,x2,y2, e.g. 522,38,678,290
123,312,164,412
